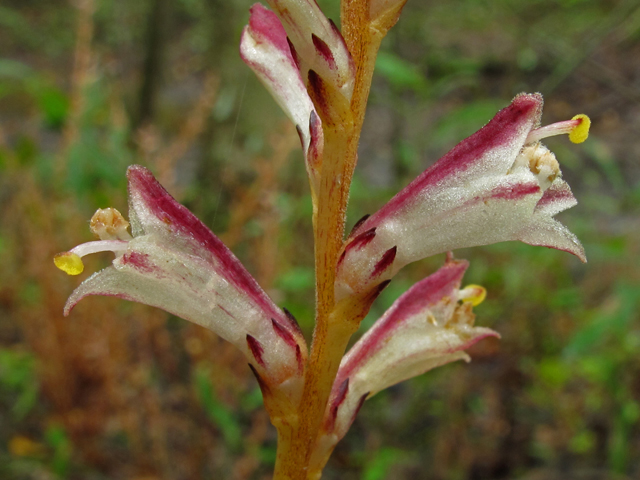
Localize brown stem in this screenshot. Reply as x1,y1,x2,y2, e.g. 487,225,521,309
272,2,394,478
271,121,355,478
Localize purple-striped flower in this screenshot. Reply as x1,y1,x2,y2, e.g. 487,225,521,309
311,259,497,469
55,166,307,391
335,93,589,300
240,4,324,194
240,2,357,195
258,0,355,99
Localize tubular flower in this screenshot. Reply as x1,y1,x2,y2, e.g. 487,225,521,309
55,166,307,393
310,259,498,473
240,4,323,194
335,93,589,300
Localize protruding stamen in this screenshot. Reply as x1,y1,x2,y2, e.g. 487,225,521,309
459,284,487,306
70,240,129,258
90,208,132,241
525,114,591,145
54,240,130,276
54,252,84,275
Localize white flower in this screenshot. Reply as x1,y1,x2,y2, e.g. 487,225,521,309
310,259,497,473
55,166,307,392
335,93,589,300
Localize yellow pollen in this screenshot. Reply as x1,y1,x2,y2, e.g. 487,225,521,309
569,114,590,144
461,284,487,306
54,252,84,275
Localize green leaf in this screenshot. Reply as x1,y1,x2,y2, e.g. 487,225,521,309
564,282,640,357
375,52,428,93
362,447,408,480
45,424,72,477
0,58,32,80
194,366,242,450
0,349,39,419
277,267,315,293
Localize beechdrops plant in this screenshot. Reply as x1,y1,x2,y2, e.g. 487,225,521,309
55,0,590,478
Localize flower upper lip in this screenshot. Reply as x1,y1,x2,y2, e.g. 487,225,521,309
355,93,545,233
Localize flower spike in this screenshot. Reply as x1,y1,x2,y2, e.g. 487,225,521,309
310,259,498,472
335,93,587,300
55,166,307,392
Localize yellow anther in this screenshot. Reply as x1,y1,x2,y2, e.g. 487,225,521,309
54,252,84,275
569,114,590,144
461,284,487,306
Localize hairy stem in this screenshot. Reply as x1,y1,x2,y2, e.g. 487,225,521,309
272,2,392,477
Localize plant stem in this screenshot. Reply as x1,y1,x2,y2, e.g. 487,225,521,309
272,2,390,477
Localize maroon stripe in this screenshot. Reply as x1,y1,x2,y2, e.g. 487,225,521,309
286,37,301,71
65,291,137,316
312,34,337,71
283,307,304,338
347,227,376,250
371,246,397,279
248,363,270,396
489,182,540,200
307,70,330,119
328,18,354,74
218,305,235,319
295,344,304,375
271,318,297,348
347,214,370,239
246,335,266,368
350,392,369,425
338,227,377,269
356,95,542,235
535,184,575,210
120,252,158,274
337,261,467,382
127,166,285,323
327,378,349,432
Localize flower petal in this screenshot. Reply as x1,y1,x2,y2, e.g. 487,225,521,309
240,4,323,188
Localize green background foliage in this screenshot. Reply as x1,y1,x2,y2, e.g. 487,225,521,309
1,0,639,478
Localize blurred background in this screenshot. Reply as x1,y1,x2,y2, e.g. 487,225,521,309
1,0,639,478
